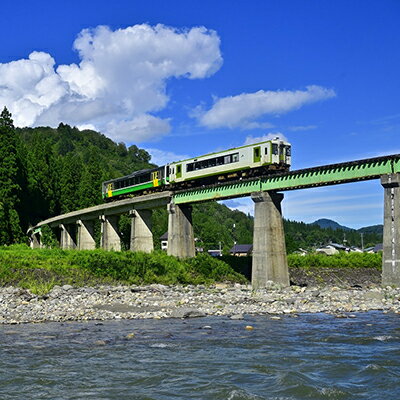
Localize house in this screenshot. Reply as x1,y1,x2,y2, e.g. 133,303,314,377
160,232,168,251
365,243,383,253
293,248,308,256
229,244,253,256
316,245,339,255
316,243,349,255
208,249,223,257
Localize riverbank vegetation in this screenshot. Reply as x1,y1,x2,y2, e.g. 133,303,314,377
0,245,246,295
0,246,382,295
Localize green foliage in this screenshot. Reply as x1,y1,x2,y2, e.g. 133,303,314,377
40,225,59,248
0,107,23,244
284,219,382,252
288,252,382,269
192,202,253,252
0,246,246,293
220,255,252,280
186,253,247,283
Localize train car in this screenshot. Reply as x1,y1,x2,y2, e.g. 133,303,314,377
102,165,167,200
168,138,291,185
102,138,291,200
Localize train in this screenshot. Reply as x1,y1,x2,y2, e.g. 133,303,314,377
102,137,291,200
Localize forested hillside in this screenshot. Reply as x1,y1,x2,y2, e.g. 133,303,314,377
0,108,382,252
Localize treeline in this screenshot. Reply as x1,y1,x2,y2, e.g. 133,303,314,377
0,107,153,244
283,220,381,253
0,107,382,252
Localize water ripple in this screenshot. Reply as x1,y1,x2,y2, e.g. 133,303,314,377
0,312,399,399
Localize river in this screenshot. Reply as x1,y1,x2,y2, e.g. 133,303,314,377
1,312,399,399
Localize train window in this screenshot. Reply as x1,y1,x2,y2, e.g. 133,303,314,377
265,147,268,155
232,153,239,162
187,163,194,172
286,146,291,156
224,155,230,164
272,144,278,155
254,148,260,158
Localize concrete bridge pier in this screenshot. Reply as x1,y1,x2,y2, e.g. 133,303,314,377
167,203,195,258
129,209,153,253
30,232,42,249
100,215,121,251
59,223,77,250
251,191,289,289
381,173,400,286
77,219,96,250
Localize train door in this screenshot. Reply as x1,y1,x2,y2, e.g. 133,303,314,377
279,144,285,163
107,183,113,198
253,146,261,163
176,164,182,179
151,171,160,187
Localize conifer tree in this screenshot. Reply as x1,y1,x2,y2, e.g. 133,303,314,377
0,107,23,244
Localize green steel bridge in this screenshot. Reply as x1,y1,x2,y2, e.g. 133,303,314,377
28,152,400,288
173,153,400,204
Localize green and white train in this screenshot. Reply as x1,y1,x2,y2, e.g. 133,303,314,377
102,138,291,200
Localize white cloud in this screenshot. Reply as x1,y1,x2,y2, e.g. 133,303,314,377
244,132,287,145
0,24,222,142
76,123,96,131
288,125,317,131
106,115,171,143
145,148,190,165
222,199,254,216
196,85,335,129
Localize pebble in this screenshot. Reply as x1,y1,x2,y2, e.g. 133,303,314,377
0,283,399,324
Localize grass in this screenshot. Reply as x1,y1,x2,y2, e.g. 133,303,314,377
287,252,382,269
0,245,247,294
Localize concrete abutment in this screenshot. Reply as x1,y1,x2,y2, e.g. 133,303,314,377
251,191,289,289
381,173,400,286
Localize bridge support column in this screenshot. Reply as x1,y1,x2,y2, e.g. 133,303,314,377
251,191,289,289
167,203,195,258
59,224,77,250
30,232,42,249
381,174,400,286
77,220,96,250
129,209,153,253
100,215,121,251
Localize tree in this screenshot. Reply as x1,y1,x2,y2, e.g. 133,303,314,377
78,147,105,208
0,107,23,244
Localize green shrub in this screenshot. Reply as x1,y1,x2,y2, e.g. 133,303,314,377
0,247,246,293
288,252,382,269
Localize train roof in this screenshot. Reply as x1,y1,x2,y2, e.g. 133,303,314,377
102,166,161,184
168,138,290,165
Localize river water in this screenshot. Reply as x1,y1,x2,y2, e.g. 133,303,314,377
0,312,399,399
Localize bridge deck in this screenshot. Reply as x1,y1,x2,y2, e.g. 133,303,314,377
173,154,400,204
29,154,400,231
29,191,172,232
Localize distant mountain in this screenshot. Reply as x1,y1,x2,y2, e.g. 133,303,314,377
357,224,383,235
311,219,383,236
311,219,353,231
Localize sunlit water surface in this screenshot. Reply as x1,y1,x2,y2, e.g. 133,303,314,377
1,312,399,399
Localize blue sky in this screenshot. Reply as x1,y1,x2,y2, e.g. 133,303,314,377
0,0,399,228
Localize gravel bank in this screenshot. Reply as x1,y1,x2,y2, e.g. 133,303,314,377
1,281,399,324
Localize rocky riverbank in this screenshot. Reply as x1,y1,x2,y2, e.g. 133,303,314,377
1,280,399,324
